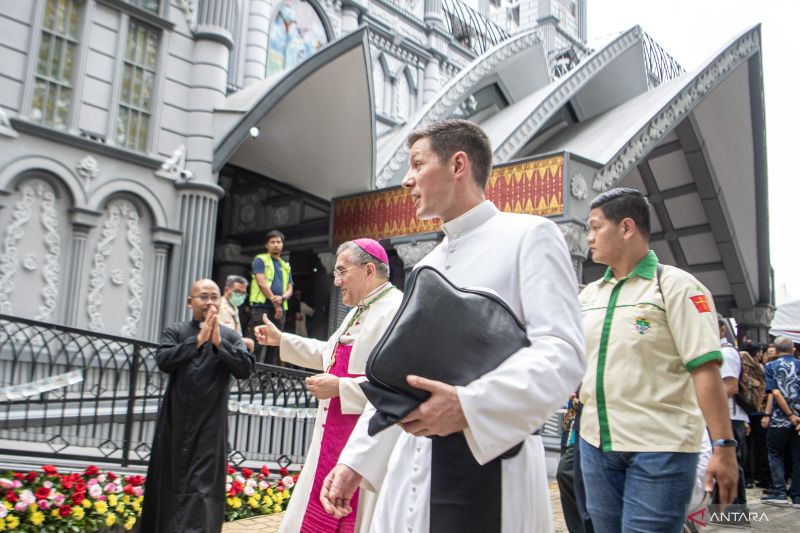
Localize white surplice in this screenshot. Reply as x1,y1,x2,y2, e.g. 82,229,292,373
277,283,403,533
338,201,586,533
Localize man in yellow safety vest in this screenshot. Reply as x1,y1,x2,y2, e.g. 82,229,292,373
248,229,293,364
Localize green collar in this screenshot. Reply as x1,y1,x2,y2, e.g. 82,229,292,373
602,250,658,282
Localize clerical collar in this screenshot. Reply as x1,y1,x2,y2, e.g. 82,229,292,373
442,200,498,238
357,281,391,310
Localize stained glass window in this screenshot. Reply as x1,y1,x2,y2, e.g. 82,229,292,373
31,0,80,129
266,0,329,77
116,18,159,152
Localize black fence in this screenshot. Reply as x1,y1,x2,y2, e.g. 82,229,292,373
0,314,317,469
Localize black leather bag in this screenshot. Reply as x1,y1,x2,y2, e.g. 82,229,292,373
361,265,530,435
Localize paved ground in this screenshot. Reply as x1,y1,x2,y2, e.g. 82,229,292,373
222,484,799,532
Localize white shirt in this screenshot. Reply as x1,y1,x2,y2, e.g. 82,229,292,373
720,340,749,422
339,201,586,533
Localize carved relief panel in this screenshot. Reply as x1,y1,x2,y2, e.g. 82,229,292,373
83,199,150,338
0,177,67,322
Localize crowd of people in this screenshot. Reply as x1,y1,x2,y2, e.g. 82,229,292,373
137,119,799,533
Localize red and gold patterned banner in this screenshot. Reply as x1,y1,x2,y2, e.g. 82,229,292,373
332,154,564,244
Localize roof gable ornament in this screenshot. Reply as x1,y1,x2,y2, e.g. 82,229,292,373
376,30,541,188
494,27,642,163
592,29,760,193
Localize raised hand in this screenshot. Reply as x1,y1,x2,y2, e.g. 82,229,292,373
197,307,214,347
209,306,221,347
254,314,282,346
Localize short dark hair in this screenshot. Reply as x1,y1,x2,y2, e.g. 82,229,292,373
407,119,493,188
742,342,762,358
589,187,651,238
266,230,284,242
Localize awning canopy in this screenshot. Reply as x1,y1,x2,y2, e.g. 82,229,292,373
213,28,376,200
769,300,800,344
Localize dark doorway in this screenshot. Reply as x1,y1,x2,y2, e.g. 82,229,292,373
213,164,332,341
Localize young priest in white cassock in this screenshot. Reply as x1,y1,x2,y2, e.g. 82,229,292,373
320,119,586,533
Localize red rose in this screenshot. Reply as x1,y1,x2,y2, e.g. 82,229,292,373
123,484,135,496
230,480,243,495
106,471,117,481
42,465,58,476
277,483,284,492
84,465,100,477
74,480,86,492
72,491,85,505
241,468,253,478
293,474,299,482
59,504,72,517
12,473,24,481
260,466,270,477
279,467,288,477
5,490,18,503
125,475,145,487
227,465,235,475
35,487,50,500
26,471,37,483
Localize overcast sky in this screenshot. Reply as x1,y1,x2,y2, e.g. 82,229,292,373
586,0,800,305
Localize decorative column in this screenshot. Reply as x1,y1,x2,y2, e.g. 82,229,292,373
340,0,366,34
395,239,439,275
188,0,234,181
557,221,589,285
243,0,271,86
729,305,776,344
148,228,182,341
423,0,446,105
174,182,225,321
63,208,102,326
536,0,558,52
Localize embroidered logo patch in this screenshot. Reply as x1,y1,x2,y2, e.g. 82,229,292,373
690,295,711,313
634,317,651,335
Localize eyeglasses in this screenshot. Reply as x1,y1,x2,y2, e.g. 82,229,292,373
333,265,364,279
191,294,221,302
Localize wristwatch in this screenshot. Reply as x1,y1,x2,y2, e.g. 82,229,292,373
711,438,738,448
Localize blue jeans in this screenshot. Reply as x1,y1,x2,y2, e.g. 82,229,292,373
766,425,800,498
580,438,699,533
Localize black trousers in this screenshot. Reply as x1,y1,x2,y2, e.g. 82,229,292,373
732,419,748,504
746,413,771,486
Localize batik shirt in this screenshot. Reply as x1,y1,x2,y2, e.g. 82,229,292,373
765,354,800,429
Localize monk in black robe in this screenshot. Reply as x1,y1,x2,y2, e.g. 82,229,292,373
141,278,255,532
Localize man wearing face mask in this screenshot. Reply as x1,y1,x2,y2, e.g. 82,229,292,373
219,275,254,352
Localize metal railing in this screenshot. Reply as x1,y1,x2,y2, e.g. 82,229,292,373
0,314,317,469
641,31,686,87
442,0,510,55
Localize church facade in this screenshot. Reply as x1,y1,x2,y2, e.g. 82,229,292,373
0,0,773,343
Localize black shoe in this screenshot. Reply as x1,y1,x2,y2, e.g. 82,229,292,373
793,496,800,509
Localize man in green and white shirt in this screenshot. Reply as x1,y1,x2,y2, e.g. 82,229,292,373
579,187,738,532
